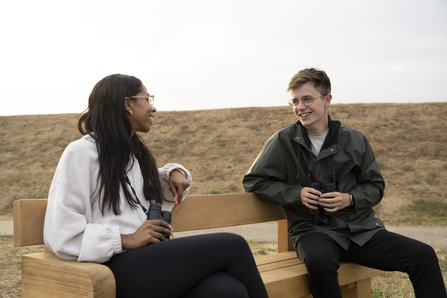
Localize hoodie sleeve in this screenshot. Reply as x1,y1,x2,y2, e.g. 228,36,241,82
158,163,192,202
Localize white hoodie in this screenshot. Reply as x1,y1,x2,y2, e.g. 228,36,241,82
44,134,192,263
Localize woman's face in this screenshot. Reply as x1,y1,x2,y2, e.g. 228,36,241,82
127,84,156,136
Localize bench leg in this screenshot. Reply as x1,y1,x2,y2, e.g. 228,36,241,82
341,278,372,298
277,219,294,253
295,279,372,298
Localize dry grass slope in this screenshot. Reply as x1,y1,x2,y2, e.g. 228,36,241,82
1,103,446,224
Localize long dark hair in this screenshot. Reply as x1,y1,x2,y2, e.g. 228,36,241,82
77,74,163,215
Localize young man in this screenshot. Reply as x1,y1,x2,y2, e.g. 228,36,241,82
243,68,446,298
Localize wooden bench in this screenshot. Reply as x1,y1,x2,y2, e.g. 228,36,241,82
14,193,382,297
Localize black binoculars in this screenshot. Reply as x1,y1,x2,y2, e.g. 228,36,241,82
147,203,172,240
311,182,336,195
310,182,337,223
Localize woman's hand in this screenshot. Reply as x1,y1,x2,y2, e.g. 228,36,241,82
169,169,190,204
121,219,172,250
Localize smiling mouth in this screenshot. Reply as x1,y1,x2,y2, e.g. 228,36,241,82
300,112,311,118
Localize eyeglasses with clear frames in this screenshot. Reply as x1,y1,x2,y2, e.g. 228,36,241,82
288,94,325,108
128,95,155,107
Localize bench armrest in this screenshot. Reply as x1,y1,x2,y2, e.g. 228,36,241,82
21,253,115,298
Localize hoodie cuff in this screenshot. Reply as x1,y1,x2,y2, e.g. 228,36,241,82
111,225,123,254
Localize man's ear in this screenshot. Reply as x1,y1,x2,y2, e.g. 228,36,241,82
324,94,332,108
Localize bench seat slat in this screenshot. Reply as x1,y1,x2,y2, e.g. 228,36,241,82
261,262,381,298
257,258,303,273
255,250,299,266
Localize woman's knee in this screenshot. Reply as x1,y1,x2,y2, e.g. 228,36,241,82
216,233,250,252
180,271,249,298
228,233,249,246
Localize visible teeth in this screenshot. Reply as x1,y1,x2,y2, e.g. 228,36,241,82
301,113,311,117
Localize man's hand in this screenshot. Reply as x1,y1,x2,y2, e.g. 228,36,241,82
318,192,351,212
300,187,321,210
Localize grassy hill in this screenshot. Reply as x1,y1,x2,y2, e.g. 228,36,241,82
1,103,446,225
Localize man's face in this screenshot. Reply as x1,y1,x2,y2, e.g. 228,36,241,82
291,81,331,134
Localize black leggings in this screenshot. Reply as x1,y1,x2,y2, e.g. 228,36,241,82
296,230,447,298
103,233,268,298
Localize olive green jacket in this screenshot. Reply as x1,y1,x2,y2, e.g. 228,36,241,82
243,117,385,249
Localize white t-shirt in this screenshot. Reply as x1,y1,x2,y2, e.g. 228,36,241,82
308,129,329,157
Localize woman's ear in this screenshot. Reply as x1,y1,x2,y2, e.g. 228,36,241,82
125,97,134,116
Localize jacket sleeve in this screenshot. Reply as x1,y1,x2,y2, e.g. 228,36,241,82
349,136,385,210
44,141,122,263
243,133,304,205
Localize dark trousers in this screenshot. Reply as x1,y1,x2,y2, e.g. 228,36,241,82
296,230,447,298
103,233,268,298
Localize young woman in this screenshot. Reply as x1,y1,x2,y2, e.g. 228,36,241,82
44,74,269,298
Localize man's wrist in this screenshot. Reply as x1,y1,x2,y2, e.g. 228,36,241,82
349,193,355,207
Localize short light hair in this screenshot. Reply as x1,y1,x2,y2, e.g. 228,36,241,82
287,68,331,96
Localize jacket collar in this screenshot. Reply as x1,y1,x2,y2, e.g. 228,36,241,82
293,115,341,150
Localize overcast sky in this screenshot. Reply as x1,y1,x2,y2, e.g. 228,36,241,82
1,0,446,116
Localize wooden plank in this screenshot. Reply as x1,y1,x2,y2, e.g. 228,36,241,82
44,245,54,254
277,219,294,252
259,256,381,297
14,199,47,247
338,262,383,286
171,193,287,232
261,262,380,298
21,253,115,298
287,279,374,298
257,258,303,273
338,280,370,298
255,251,298,266
341,278,372,298
13,194,286,246
261,264,312,298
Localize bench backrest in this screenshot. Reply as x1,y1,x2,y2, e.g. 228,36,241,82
14,193,292,250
